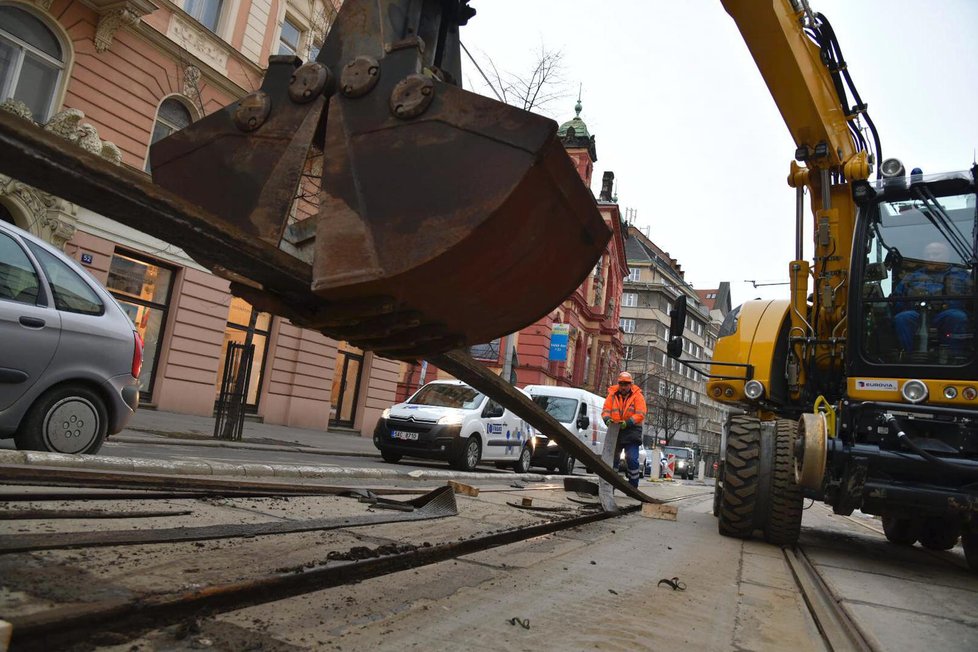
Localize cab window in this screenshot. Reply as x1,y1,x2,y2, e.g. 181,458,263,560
25,242,103,315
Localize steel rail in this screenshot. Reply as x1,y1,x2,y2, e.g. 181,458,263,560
0,508,193,520
783,546,876,652
7,503,639,650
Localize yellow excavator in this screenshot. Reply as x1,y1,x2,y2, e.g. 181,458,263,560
664,0,977,571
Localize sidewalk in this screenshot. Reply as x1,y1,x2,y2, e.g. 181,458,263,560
112,408,379,458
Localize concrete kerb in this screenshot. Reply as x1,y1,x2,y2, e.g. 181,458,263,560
0,449,568,483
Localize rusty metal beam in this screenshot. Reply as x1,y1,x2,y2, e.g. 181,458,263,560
0,110,311,298
0,485,457,554
430,350,656,505
0,464,425,496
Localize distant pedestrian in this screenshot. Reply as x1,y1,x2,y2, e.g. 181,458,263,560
602,372,648,488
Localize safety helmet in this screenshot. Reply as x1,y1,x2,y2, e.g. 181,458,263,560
617,372,633,383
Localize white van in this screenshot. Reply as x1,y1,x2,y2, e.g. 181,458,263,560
373,380,532,472
522,385,607,475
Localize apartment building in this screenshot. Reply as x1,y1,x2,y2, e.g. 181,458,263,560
0,0,401,436
619,225,732,471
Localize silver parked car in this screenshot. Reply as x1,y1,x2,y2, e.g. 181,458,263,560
0,221,141,454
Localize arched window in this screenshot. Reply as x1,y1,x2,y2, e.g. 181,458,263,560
145,98,193,172
0,4,66,122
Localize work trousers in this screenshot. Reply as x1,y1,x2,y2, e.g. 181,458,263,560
614,441,641,488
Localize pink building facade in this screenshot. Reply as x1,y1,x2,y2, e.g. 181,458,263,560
0,0,399,435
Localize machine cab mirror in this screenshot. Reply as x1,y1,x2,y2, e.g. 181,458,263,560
667,295,687,359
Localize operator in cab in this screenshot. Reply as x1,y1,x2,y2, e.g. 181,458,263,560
602,372,647,488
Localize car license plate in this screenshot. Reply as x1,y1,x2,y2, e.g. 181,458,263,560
391,430,419,441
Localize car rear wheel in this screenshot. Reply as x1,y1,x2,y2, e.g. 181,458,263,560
454,436,481,472
512,446,531,473
380,449,402,464
15,384,108,455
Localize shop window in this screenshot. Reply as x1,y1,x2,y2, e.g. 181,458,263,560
0,5,66,122
215,297,271,410
107,251,174,400
184,0,224,32
146,98,193,172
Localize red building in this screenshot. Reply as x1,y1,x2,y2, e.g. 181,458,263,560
397,101,628,398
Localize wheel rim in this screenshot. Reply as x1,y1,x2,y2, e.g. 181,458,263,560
43,397,100,454
564,457,575,474
466,440,479,468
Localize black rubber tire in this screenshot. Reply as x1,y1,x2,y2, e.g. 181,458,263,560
882,516,919,546
962,523,978,573
14,384,108,455
380,449,402,464
712,466,724,518
764,419,803,546
559,454,576,476
512,446,531,473
718,415,762,539
918,517,960,551
453,436,481,472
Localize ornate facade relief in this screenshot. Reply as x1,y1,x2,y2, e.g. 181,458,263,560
83,0,159,53
167,13,229,75
0,100,121,249
32,0,54,11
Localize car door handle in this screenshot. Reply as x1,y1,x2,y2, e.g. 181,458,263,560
19,316,45,328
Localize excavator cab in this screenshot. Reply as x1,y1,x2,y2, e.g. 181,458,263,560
149,0,611,360
852,170,977,370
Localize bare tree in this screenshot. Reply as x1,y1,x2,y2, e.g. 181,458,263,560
462,44,569,115
646,361,696,447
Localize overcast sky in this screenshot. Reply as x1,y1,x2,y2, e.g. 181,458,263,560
460,0,978,307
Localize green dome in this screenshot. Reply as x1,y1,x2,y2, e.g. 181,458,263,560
557,99,589,139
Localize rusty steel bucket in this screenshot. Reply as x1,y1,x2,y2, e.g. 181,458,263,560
150,0,611,359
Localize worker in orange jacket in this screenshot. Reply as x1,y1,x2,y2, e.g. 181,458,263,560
602,371,647,488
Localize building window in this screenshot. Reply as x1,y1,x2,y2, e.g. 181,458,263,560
278,17,302,55
622,292,638,308
0,5,65,123
107,251,175,400
623,345,633,361
620,318,635,334
626,267,641,283
184,0,224,32
216,298,272,410
146,98,193,172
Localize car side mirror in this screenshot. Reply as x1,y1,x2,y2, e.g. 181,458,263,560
577,415,590,429
483,402,504,418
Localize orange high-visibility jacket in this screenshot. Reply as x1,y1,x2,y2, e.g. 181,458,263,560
602,385,647,426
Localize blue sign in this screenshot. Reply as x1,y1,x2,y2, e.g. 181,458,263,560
549,323,570,361
81,253,93,265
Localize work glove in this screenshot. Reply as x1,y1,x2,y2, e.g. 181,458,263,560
603,417,612,426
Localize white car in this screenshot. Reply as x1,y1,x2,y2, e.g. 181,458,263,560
372,380,532,472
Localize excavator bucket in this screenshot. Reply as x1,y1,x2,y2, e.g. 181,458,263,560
150,0,610,358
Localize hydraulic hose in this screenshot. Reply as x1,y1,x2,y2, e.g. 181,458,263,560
884,413,978,477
